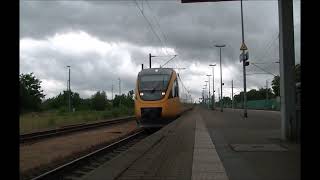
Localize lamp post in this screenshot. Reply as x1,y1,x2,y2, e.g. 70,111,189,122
240,0,248,118
66,65,71,112
215,44,226,112
209,64,216,110
206,75,212,109
205,81,208,109
202,87,206,104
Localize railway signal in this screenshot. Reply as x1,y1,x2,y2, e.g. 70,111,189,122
240,51,249,66
239,51,249,62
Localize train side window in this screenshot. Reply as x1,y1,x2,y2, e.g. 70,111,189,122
175,80,179,97
172,79,179,97
172,79,175,98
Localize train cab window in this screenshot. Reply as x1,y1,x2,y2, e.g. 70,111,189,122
138,74,171,101
172,79,179,97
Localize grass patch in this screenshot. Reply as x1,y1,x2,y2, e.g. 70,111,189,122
19,107,134,134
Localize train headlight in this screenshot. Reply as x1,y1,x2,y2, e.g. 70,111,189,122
161,92,166,96
139,92,144,96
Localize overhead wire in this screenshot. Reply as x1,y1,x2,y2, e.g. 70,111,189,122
146,0,181,69
145,0,171,56
134,0,167,56
251,63,277,77
142,0,187,95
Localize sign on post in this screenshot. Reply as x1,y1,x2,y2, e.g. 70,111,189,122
240,42,248,51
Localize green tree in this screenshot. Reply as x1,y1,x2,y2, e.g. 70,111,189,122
272,75,280,97
91,91,107,111
247,89,259,100
233,88,275,108
259,88,275,99
78,98,92,110
42,90,82,111
234,92,244,103
113,90,134,108
246,88,274,100
20,73,45,113
271,63,300,97
219,97,232,107
113,94,125,107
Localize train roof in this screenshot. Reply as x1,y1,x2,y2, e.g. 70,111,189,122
138,68,175,76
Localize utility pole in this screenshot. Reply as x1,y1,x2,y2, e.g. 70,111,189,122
149,53,157,68
266,80,269,101
209,64,216,110
220,47,223,111
205,81,208,109
118,78,121,106
266,80,269,110
232,80,234,109
149,53,151,68
202,88,206,105
215,44,225,112
240,0,248,118
118,78,121,95
67,66,71,112
202,90,203,104
278,0,297,141
206,75,212,109
111,82,114,100
218,88,220,105
142,64,144,70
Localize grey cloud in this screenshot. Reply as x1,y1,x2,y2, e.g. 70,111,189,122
20,0,300,100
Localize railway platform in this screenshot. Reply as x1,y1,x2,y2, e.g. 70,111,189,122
81,106,300,180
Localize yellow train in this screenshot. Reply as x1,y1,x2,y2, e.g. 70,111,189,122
134,68,183,128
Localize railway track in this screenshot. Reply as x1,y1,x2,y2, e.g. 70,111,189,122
25,130,148,180
20,116,135,143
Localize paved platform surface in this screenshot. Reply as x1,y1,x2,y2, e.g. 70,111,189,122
81,106,300,180
200,107,300,180
192,113,228,180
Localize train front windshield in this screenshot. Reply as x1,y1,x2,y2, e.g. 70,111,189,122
138,74,170,101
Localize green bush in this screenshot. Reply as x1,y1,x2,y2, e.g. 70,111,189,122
48,117,56,126
58,105,68,112
91,91,107,111
111,108,121,117
102,111,112,119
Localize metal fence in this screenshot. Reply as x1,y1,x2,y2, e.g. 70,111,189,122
228,98,281,111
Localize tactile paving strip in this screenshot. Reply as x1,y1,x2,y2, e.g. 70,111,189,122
192,114,229,180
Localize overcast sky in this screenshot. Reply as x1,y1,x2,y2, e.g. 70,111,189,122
20,0,300,102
